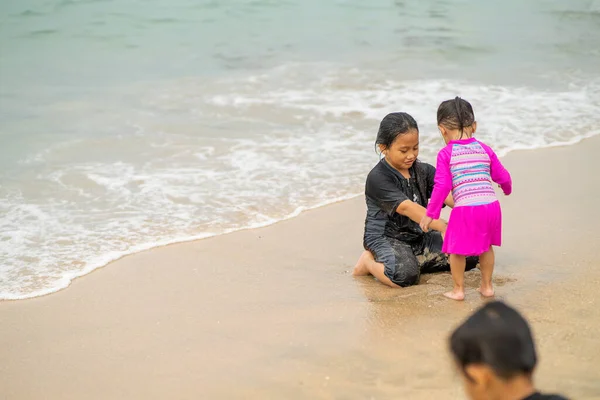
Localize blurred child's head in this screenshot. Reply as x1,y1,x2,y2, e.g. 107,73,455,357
437,97,477,142
449,301,538,400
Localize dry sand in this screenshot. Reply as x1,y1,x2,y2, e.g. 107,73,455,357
1,136,600,399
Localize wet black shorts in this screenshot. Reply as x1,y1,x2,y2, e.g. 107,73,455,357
365,232,478,287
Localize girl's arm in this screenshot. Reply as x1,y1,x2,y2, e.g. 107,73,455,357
425,163,454,208
365,164,447,233
426,149,453,219
482,143,512,195
444,193,455,208
397,200,447,233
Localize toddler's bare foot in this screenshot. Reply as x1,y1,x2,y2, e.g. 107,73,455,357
443,290,465,301
352,251,372,276
477,286,495,297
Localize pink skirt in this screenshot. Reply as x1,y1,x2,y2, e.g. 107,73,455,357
442,201,502,256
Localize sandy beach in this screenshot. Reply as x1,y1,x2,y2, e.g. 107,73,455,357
1,135,600,400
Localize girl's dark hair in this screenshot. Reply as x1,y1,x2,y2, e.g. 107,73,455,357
376,112,419,149
437,97,475,133
449,301,538,381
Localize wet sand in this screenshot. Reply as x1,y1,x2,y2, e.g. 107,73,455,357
1,136,600,399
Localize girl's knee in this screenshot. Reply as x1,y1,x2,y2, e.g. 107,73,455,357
399,273,419,287
391,264,420,287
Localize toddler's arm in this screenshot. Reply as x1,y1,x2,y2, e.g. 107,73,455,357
482,143,512,195
426,148,453,219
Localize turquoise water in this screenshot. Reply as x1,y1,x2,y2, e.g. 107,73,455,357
1,0,600,299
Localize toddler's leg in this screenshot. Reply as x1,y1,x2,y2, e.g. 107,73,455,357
477,247,495,297
445,254,466,301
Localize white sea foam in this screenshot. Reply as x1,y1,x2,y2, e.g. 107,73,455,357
1,63,599,300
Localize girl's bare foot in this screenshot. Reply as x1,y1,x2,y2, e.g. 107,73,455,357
477,286,495,297
352,251,372,276
444,289,465,301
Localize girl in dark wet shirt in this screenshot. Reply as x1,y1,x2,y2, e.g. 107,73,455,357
353,112,476,288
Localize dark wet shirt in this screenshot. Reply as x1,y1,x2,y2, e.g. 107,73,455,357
363,159,436,244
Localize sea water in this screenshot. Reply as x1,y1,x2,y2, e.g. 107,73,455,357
1,0,599,299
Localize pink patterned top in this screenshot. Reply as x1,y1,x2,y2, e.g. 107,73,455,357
426,137,512,219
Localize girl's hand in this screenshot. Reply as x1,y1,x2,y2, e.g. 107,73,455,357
420,216,433,232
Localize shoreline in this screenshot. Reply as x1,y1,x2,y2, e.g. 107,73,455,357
4,132,600,302
1,135,599,399
1,193,361,301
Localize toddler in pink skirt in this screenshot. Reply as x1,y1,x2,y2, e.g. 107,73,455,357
420,97,512,301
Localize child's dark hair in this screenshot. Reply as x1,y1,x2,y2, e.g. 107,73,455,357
449,301,538,381
437,97,475,132
376,112,419,149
